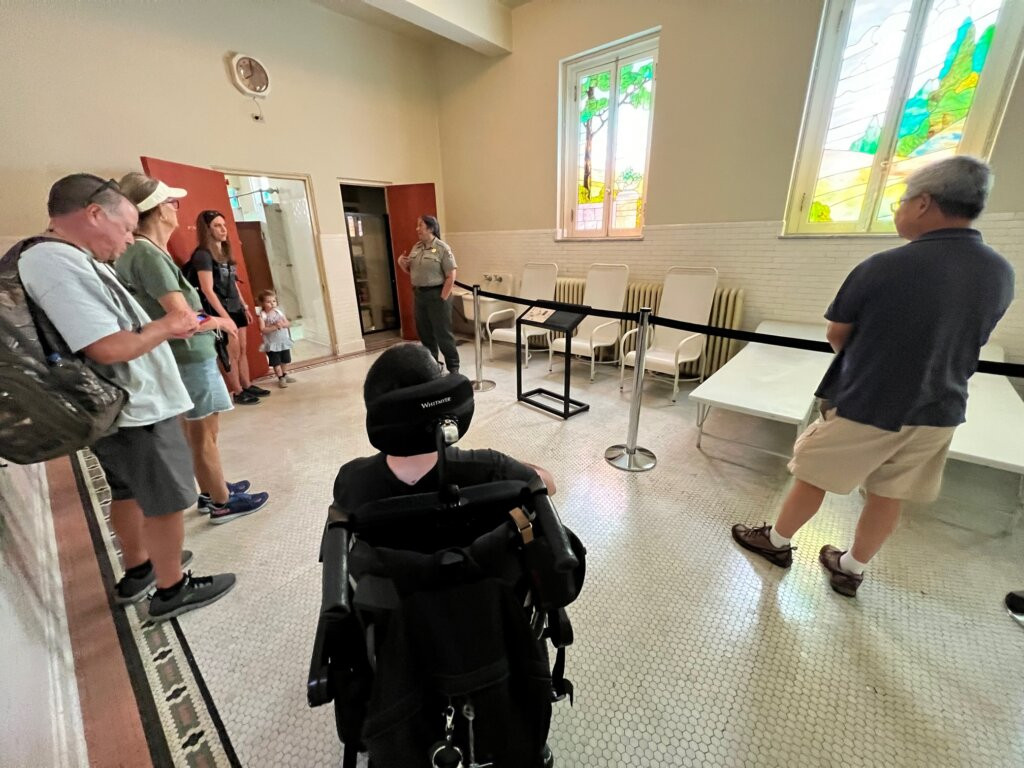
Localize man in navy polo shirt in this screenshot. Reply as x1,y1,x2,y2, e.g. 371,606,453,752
732,156,1015,597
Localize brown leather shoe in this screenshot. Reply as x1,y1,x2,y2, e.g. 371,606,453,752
819,545,864,597
731,523,794,567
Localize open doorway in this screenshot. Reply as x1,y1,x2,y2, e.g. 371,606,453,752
226,174,334,364
340,184,400,346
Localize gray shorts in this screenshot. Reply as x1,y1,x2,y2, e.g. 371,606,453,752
178,357,233,421
91,418,197,517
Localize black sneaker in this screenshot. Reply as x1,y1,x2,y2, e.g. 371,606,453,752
198,480,252,513
244,385,271,397
541,744,554,768
209,491,270,525
147,571,236,621
234,391,260,405
114,550,194,604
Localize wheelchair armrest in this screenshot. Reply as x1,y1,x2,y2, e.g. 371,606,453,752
531,491,579,574
321,522,351,619
528,472,549,497
307,613,333,707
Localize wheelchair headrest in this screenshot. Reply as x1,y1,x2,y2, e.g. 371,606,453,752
366,374,475,456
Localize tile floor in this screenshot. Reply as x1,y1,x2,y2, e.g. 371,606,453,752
121,347,1024,766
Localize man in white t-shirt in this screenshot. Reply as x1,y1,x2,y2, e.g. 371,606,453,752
18,174,235,620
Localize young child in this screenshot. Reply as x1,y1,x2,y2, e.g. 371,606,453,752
257,289,296,388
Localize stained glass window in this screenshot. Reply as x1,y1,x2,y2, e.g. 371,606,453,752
562,33,658,238
577,67,612,232
788,0,1023,234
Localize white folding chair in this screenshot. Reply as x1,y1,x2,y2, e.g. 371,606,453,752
548,263,629,381
487,263,558,368
620,267,718,402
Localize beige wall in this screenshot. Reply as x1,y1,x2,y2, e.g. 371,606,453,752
0,0,446,236
437,0,1024,233
0,0,447,353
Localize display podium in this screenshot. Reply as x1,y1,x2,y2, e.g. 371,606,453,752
516,305,590,419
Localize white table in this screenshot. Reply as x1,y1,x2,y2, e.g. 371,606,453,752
689,321,833,458
948,344,1024,526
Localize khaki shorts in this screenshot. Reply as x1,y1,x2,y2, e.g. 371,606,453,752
787,409,955,502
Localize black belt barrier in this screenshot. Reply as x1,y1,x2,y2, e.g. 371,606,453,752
455,280,1024,379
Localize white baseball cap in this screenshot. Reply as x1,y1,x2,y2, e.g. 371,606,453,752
136,180,188,213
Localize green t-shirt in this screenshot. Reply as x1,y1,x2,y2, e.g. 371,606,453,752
115,238,216,364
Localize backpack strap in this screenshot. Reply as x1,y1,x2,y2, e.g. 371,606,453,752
10,234,147,331
508,506,534,544
2,235,81,359
544,608,575,705
91,260,147,330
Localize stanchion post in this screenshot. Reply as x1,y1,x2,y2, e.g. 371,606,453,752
605,307,656,472
470,284,496,392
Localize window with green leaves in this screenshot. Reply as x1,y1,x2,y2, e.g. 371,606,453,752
785,1,1024,235
560,32,659,239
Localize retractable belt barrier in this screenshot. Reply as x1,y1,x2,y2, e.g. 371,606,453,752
456,280,1024,379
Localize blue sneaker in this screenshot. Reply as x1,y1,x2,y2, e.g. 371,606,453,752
209,491,270,525
198,480,253,513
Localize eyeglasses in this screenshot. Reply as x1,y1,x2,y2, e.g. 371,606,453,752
162,199,180,210
889,194,918,214
86,178,120,206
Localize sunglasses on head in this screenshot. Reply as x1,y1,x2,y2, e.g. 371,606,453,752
86,178,120,206
201,210,224,223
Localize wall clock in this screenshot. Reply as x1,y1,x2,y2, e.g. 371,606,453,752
230,54,270,98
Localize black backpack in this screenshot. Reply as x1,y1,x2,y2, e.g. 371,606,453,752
0,237,128,464
323,505,586,768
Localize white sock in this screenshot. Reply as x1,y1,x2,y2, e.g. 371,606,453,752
768,527,791,548
839,551,867,575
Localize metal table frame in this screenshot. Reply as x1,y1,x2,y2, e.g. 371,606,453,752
516,307,589,419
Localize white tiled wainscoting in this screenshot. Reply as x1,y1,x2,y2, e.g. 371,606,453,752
447,214,1024,361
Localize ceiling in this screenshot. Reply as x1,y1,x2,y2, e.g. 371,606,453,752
314,0,525,53
313,0,438,43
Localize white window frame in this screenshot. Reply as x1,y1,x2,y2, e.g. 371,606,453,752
557,30,660,240
784,0,1024,236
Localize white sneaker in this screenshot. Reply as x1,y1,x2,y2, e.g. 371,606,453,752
278,376,288,388
284,375,297,383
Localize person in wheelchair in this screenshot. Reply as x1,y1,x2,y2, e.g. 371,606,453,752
309,343,584,768
335,343,557,520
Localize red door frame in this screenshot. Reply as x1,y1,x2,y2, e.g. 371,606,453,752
140,156,269,380
384,183,438,341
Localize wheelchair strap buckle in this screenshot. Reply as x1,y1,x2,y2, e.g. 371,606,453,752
508,507,534,544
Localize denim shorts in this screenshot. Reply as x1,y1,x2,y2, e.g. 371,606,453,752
178,357,233,421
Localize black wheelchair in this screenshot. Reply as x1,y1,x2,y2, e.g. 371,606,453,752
308,374,586,768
